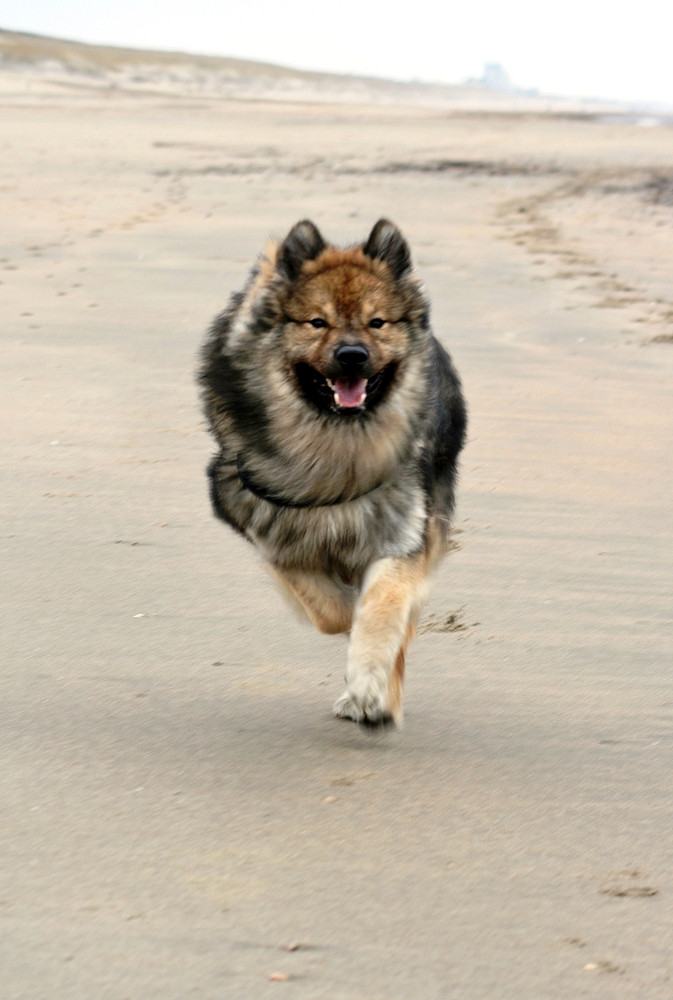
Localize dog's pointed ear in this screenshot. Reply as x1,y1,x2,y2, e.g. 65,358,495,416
277,220,326,281
363,219,412,279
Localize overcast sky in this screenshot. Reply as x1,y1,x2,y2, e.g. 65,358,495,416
1,0,671,106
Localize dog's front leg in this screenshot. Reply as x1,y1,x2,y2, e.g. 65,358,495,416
334,552,430,725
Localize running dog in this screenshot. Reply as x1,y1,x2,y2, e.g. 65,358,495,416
199,219,466,724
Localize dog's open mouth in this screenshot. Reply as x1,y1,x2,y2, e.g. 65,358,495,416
327,376,367,409
295,362,398,415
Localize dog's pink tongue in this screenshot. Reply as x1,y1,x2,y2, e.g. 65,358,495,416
333,376,367,408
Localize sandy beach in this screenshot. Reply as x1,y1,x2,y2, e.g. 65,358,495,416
2,42,673,999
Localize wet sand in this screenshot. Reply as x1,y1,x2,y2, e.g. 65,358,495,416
1,81,673,998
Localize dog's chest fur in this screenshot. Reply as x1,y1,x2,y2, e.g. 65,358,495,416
209,451,428,583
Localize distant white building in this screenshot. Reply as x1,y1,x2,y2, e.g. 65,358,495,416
481,63,511,89
467,63,512,90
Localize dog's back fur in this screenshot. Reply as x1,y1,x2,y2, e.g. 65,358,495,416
200,219,466,723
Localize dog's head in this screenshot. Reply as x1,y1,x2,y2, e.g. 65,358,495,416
264,219,429,418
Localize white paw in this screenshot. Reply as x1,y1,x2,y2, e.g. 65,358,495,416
333,676,393,725
333,690,365,722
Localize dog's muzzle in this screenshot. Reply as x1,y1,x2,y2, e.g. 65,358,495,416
328,343,370,408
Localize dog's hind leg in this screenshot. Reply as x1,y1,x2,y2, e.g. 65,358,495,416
268,566,354,635
386,620,416,723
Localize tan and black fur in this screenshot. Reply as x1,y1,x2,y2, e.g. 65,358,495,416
199,220,466,724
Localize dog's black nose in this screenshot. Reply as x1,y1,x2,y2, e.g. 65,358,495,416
334,344,369,371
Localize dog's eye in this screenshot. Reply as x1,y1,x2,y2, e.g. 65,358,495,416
369,317,385,329
308,317,327,328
